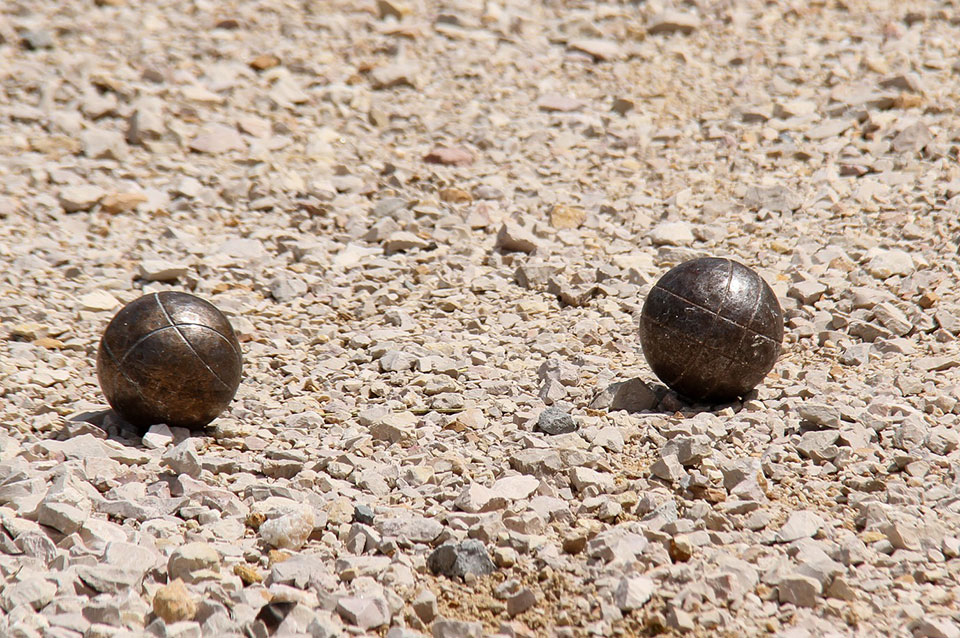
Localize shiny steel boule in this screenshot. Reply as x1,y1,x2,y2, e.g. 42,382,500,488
640,257,783,403
96,291,243,428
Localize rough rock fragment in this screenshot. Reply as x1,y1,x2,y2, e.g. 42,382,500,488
865,248,914,278
336,596,390,630
59,185,106,212
423,146,473,165
568,39,623,61
168,543,221,583
537,94,584,112
648,11,700,34
259,504,315,550
536,406,577,435
743,184,802,212
776,510,824,542
427,540,496,579
188,123,246,154
614,575,655,611
549,204,586,229
778,574,821,607
495,222,539,253
592,378,657,412
153,579,197,623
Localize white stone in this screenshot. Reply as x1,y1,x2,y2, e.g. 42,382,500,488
0,577,57,611
495,222,539,253
168,543,221,583
432,619,484,638
383,231,429,254
59,185,106,212
215,237,265,260
379,350,417,372
568,38,623,61
873,302,913,336
778,574,821,607
259,504,315,550
788,280,827,305
104,541,160,574
163,621,202,638
78,291,120,312
82,127,129,160
865,248,914,278
336,596,390,629
913,619,960,638
651,454,686,482
593,427,625,452
188,123,246,154
507,588,537,616
648,10,701,34
127,97,166,143
776,510,824,542
614,575,655,611
161,439,202,478
797,404,841,429
454,484,506,513
587,528,648,564
882,521,920,550
649,221,694,246
569,467,615,493
942,536,960,558
37,501,87,535
490,475,539,501
142,424,174,449
138,260,190,282
370,412,416,443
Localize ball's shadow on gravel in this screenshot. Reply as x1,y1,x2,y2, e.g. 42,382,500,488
647,382,752,416
595,376,750,417
59,408,152,447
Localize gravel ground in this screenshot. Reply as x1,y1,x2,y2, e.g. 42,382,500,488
3,0,960,637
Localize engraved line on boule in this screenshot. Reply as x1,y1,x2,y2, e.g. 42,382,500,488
157,292,243,365
117,324,234,364
703,267,766,398
201,317,242,366
644,308,775,399
101,339,166,418
661,259,734,392
649,286,779,345
644,314,771,368
644,315,759,400
730,274,778,364
695,260,739,398
155,293,233,392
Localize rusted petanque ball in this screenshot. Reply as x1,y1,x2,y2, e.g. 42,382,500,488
640,257,783,403
97,291,243,428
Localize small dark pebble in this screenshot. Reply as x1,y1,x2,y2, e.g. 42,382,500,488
353,504,375,525
536,406,578,435
428,540,496,580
